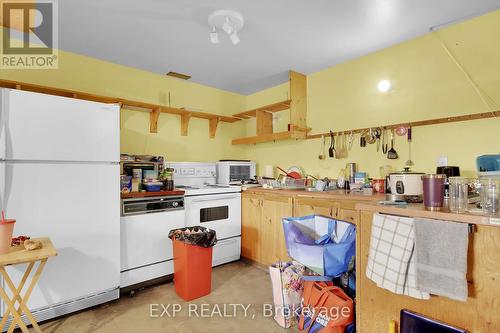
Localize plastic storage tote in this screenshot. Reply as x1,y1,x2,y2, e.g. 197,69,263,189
282,215,355,277
168,226,217,301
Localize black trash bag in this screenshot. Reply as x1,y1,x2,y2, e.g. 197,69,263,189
168,226,217,248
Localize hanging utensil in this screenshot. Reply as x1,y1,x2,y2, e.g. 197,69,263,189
360,129,368,147
341,132,346,158
336,132,342,159
382,128,388,154
367,128,376,144
347,131,354,150
328,131,335,158
374,127,382,152
342,132,347,158
405,127,414,166
318,135,326,160
387,129,399,159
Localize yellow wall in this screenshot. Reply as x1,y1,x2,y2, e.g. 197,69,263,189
0,44,247,162
1,10,499,175
242,10,500,179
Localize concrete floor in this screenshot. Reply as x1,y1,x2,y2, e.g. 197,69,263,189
38,261,291,333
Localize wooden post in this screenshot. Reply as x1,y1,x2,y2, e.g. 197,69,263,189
149,108,161,133
256,110,273,135
209,117,220,138
289,70,307,129
181,113,191,136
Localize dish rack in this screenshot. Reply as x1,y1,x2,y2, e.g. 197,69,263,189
258,178,307,190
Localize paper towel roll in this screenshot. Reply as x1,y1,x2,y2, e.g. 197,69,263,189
265,165,274,178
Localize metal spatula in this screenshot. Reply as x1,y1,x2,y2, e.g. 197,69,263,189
328,131,335,158
405,127,414,166
387,129,398,159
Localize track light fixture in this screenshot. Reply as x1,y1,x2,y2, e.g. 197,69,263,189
209,26,219,44
229,31,240,45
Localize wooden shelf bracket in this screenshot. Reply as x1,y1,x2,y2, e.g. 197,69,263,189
181,113,191,136
149,108,161,133
209,117,220,138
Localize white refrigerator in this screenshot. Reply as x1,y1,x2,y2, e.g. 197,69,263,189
0,89,121,324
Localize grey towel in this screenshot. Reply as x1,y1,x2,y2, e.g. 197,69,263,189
413,218,469,302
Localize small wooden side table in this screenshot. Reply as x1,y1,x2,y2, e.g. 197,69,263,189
0,238,57,333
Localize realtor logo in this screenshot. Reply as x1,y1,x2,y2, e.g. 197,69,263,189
1,0,58,69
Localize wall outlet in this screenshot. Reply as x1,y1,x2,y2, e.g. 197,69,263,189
437,156,448,167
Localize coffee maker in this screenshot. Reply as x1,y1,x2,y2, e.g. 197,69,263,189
436,166,460,198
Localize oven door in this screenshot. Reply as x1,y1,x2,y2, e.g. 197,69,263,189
185,193,241,240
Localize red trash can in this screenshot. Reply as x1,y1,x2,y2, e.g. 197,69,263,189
170,227,216,301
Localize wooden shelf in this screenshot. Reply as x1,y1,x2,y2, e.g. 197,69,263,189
231,70,308,145
232,129,308,145
121,190,185,199
306,110,500,139
0,79,241,137
232,100,291,119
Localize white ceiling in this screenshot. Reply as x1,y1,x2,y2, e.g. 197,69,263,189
59,0,500,95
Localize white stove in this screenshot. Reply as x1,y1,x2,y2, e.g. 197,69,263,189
167,162,242,266
177,184,242,196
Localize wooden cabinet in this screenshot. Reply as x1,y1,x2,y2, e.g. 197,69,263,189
241,192,292,265
294,196,340,218
339,208,359,224
261,194,293,265
241,193,262,261
358,211,500,333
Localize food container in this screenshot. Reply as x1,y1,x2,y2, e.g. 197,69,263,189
372,179,385,193
0,219,15,254
132,168,142,180
480,177,499,215
448,177,469,213
354,172,366,185
389,169,424,202
143,182,163,192
143,170,158,180
120,175,132,193
422,174,446,211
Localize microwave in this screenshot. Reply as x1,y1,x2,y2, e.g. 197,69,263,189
120,155,164,180
216,161,256,185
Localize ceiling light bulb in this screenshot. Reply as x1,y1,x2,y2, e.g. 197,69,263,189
209,26,219,44
377,80,391,92
229,31,240,45
221,17,234,35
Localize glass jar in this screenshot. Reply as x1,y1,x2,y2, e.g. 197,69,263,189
162,168,175,191
480,177,500,215
448,177,469,213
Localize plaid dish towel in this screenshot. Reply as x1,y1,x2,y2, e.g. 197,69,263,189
365,213,430,300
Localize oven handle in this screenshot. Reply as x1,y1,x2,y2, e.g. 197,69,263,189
188,194,240,203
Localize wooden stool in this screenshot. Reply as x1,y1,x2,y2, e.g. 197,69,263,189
0,238,57,333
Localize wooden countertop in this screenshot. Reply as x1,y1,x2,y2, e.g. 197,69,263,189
121,189,185,199
242,187,385,201
356,201,500,227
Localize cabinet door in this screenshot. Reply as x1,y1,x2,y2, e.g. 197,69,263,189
261,194,293,266
294,197,340,218
241,193,262,261
339,208,359,225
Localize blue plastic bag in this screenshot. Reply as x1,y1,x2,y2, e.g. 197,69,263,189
283,215,355,277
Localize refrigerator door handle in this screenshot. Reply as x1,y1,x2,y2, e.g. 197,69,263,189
0,162,4,211
0,89,6,160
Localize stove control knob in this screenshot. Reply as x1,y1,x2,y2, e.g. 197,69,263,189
172,201,179,207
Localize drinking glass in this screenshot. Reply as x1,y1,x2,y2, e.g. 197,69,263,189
480,178,500,215
448,177,469,213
